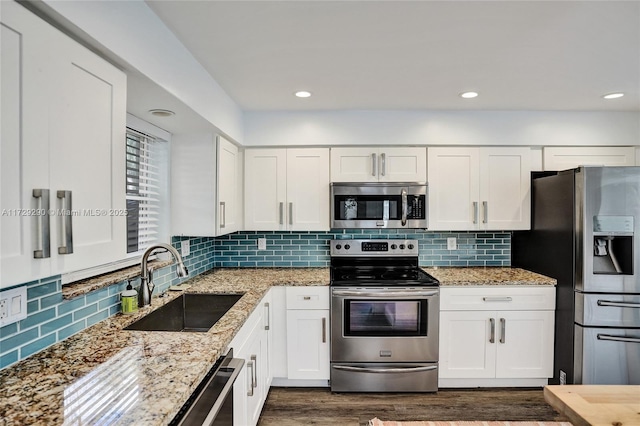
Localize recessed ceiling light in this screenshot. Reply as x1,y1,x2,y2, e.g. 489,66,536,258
295,91,312,98
148,109,175,117
602,92,624,99
460,91,479,99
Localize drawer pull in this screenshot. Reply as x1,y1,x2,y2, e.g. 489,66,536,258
303,296,311,300
483,297,513,302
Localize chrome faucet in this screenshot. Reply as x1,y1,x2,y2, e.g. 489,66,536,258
138,243,189,307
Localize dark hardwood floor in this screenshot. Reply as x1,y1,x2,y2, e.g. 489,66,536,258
258,387,569,426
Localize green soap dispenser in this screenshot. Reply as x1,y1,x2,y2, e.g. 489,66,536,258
121,281,138,314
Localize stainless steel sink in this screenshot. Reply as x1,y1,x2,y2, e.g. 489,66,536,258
124,293,243,332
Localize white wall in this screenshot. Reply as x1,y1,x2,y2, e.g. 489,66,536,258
244,110,640,147
39,0,244,143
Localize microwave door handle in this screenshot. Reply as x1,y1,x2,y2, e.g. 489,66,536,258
401,188,408,226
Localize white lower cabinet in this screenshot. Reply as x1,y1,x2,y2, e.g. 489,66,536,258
439,286,555,387
230,292,271,426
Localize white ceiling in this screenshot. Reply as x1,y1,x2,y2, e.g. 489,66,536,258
146,0,640,112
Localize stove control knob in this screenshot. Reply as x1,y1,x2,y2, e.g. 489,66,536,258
399,244,405,250
344,244,351,250
335,244,342,250
408,244,415,250
390,244,397,250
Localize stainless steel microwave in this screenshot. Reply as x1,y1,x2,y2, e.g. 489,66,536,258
331,182,428,229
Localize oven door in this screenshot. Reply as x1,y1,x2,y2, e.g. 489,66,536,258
331,287,439,363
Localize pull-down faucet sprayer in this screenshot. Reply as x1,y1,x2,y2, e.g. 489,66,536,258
138,243,188,307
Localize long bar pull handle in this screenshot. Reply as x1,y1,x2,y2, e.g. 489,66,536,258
597,300,640,309
219,201,226,228
279,202,284,225
482,201,488,224
489,318,495,343
289,202,293,226
332,365,437,374
380,153,386,176
246,359,254,396
483,297,513,302
322,317,327,343
499,318,506,343
597,334,640,344
57,190,73,254
33,189,51,259
472,201,478,224
371,153,377,177
401,188,408,226
251,354,257,389
264,302,270,330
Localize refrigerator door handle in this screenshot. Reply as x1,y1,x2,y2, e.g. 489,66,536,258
597,300,640,309
597,334,640,344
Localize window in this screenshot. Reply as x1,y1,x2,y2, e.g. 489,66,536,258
125,128,169,254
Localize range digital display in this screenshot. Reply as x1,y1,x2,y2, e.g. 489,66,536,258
361,242,388,252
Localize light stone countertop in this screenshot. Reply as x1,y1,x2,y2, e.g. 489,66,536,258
0,266,553,425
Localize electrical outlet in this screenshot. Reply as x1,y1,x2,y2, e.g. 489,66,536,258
258,238,267,250
447,237,457,250
559,370,567,385
0,286,27,326
181,240,190,257
0,299,7,319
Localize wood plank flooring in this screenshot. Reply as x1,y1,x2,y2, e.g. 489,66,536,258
258,387,569,426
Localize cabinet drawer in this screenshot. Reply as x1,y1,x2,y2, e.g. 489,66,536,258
440,286,555,311
286,286,330,310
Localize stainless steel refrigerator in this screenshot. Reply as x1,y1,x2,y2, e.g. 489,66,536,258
512,166,640,385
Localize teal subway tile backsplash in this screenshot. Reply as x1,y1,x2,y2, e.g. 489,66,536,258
214,230,511,268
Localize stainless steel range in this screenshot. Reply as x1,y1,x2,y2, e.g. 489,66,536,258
329,239,440,392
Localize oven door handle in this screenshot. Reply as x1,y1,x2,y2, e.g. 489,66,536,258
333,365,437,374
332,290,439,298
597,334,640,344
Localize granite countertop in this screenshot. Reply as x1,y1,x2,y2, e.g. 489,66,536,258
0,266,553,425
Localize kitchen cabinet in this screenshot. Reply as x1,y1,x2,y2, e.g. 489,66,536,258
543,146,636,171
330,147,427,182
285,287,331,382
171,135,242,237
1,2,126,288
439,286,555,387
245,148,330,231
230,292,271,426
428,147,531,231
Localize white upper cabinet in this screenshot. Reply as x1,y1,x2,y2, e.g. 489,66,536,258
245,148,330,231
1,2,126,288
428,147,531,231
330,147,427,182
543,146,636,171
172,134,242,237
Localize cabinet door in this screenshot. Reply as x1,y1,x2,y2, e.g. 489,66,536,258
217,136,240,235
439,311,496,378
1,2,52,287
495,310,555,379
479,148,531,230
245,149,286,230
286,309,330,380
428,147,480,230
378,147,427,182
48,28,126,274
286,148,330,231
245,331,266,426
330,147,378,183
543,146,636,171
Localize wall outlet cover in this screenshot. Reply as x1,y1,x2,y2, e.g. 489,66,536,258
0,286,27,327
181,240,190,257
258,238,267,250
447,237,457,250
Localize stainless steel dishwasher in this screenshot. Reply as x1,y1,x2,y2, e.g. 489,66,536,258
169,350,244,426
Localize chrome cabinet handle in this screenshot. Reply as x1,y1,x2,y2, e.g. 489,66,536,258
489,318,495,343
251,354,257,390
322,317,327,343
499,318,506,343
279,202,284,225
597,300,640,308
32,189,51,259
371,153,377,177
473,201,478,224
332,365,437,374
264,302,270,330
597,334,640,344
219,201,226,228
483,297,513,302
289,202,293,226
246,359,254,396
380,153,386,176
57,190,73,255
401,188,408,226
482,201,488,224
